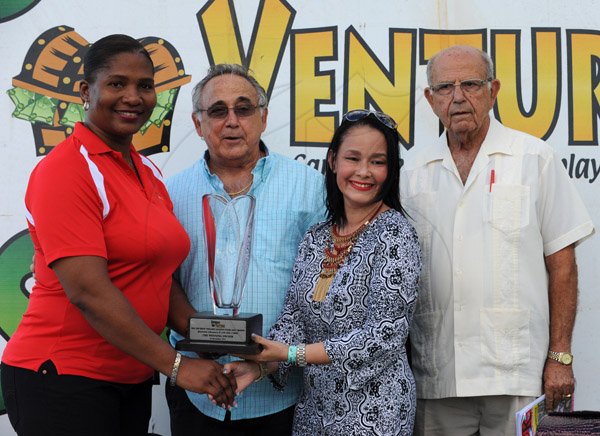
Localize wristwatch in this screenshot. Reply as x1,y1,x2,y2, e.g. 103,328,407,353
547,350,573,365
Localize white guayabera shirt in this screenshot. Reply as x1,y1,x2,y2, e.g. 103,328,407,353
401,118,594,399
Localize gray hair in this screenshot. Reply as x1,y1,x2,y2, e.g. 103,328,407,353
426,46,495,86
191,64,268,118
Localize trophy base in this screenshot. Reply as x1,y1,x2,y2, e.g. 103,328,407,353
176,339,261,355
176,312,262,355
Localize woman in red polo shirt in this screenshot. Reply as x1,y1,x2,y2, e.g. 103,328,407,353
1,34,236,436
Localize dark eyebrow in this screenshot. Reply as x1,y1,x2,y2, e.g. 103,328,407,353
105,74,128,80
341,149,387,158
235,96,254,104
105,74,154,83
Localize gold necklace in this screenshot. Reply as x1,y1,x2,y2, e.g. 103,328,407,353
312,202,384,301
226,177,253,197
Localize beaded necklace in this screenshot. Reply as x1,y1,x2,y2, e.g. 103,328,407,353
312,202,383,301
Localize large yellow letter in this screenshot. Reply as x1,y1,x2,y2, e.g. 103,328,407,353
291,27,337,146
345,27,416,148
420,29,486,63
197,0,294,95
568,30,600,145
492,29,561,140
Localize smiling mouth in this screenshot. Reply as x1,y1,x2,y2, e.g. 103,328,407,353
350,181,374,190
115,110,144,119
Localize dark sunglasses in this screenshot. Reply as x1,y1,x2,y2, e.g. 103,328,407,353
343,109,398,130
198,103,263,120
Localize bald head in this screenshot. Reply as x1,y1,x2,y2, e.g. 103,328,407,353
426,46,494,86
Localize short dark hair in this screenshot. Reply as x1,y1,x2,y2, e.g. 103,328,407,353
325,113,402,227
191,64,268,118
83,34,153,84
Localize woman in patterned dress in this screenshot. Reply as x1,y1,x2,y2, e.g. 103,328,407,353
227,110,421,435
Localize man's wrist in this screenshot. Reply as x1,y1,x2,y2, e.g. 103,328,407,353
254,362,269,382
547,350,573,365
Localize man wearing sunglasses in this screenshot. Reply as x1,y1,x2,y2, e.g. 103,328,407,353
401,46,594,435
164,64,326,436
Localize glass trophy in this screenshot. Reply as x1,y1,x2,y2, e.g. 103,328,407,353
177,194,262,354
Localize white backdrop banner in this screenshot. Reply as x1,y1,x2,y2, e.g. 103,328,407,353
1,1,598,434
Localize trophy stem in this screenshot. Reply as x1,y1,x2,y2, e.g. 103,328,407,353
214,306,239,317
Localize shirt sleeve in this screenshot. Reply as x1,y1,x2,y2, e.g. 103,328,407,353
266,230,314,390
323,217,421,390
537,151,595,255
25,152,107,266
304,173,327,228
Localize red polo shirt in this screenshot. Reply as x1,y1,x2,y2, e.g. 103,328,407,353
3,122,190,384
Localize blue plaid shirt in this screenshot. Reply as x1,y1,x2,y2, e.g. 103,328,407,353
167,144,326,420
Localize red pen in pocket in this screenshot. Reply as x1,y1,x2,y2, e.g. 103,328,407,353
489,169,495,192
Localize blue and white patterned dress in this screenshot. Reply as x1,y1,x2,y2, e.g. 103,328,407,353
268,209,421,435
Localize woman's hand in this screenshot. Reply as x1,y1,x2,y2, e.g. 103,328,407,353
176,357,237,408
240,338,331,366
223,360,261,394
238,334,289,363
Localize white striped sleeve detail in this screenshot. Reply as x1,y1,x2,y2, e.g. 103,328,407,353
79,145,110,219
140,155,164,185
25,206,35,226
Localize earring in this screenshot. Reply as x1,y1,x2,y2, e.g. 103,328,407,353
83,101,90,111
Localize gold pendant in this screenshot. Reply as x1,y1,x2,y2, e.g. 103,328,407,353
313,273,334,301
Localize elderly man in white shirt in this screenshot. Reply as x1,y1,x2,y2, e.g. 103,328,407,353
401,45,595,436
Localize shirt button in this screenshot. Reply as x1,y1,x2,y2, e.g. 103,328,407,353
457,235,463,242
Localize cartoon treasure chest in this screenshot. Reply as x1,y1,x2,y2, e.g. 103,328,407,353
9,25,191,156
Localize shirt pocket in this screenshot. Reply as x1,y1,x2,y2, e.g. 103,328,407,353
480,308,530,370
253,210,305,266
484,184,530,236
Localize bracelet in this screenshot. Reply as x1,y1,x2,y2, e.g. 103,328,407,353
296,343,307,367
254,362,269,383
170,352,182,387
287,345,297,365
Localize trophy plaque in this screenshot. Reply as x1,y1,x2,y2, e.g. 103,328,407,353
177,194,262,354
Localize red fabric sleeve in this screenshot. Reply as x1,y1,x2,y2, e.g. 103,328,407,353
26,148,108,266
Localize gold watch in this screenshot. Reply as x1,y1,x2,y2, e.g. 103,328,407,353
547,350,573,365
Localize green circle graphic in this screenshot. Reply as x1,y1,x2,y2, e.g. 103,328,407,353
0,0,41,23
0,229,33,415
0,229,34,341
